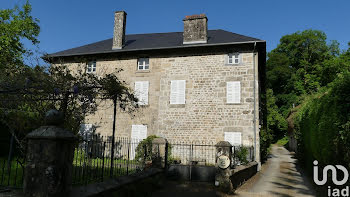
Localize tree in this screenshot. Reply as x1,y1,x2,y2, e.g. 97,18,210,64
266,29,340,115
266,89,287,141
0,1,40,69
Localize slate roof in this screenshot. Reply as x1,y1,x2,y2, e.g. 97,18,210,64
47,29,263,57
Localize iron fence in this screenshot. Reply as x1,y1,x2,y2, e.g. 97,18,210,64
72,135,150,185
168,140,254,167
0,137,26,189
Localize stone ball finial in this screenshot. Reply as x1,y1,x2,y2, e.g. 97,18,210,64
45,109,64,126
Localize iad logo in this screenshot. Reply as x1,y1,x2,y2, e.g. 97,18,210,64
313,160,349,197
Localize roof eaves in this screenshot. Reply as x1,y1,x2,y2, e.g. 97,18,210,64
45,40,266,58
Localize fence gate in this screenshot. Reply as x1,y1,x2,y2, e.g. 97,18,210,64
167,141,216,182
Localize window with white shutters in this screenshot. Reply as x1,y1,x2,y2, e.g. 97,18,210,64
130,125,148,160
224,132,242,146
131,125,147,140
227,81,241,104
170,80,186,104
135,81,149,105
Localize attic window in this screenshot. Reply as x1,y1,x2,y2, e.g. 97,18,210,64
228,53,240,64
138,58,149,70
87,61,96,73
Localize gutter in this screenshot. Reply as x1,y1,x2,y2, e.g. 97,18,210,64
252,42,258,169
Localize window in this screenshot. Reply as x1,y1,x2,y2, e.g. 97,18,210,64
224,132,242,146
170,80,186,104
135,81,149,105
227,81,241,104
138,58,149,70
87,61,96,73
227,53,240,65
130,125,148,160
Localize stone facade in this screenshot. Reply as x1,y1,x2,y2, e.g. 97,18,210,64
60,51,261,162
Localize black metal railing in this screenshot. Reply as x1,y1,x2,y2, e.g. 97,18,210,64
168,140,254,167
71,135,150,186
0,137,26,189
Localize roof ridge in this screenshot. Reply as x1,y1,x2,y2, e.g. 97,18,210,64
125,29,222,36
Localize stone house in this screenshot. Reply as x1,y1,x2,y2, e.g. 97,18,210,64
45,12,266,163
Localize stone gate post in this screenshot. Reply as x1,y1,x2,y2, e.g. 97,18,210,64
151,137,168,168
24,110,77,197
215,141,234,193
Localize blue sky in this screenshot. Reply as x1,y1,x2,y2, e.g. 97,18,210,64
2,0,350,61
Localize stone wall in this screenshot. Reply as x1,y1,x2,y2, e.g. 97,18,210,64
57,51,261,162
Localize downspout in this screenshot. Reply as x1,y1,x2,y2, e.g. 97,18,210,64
252,42,257,166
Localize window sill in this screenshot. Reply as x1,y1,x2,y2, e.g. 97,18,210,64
138,104,149,107
224,63,244,66
169,104,185,108
135,70,150,73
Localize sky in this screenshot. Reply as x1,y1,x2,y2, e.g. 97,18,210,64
1,0,350,63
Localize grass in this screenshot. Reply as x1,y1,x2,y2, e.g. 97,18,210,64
72,149,141,185
0,157,25,188
0,150,142,188
276,136,289,147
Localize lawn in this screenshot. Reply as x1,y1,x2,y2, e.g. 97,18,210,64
0,157,25,188
276,136,289,147
72,149,141,185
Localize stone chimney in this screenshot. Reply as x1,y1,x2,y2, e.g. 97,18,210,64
112,11,127,50
183,14,208,44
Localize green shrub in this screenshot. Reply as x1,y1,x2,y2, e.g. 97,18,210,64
135,136,172,164
293,71,350,171
235,146,249,165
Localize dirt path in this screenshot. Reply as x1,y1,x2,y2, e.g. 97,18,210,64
235,145,316,197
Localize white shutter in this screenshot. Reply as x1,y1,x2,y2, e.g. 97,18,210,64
178,80,186,104
135,81,149,105
170,80,186,104
131,125,148,160
131,125,147,140
170,80,178,104
224,132,242,146
227,81,241,104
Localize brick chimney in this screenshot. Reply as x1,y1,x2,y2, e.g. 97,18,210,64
183,14,208,44
112,11,127,50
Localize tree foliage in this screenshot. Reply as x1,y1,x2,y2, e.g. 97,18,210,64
0,1,40,69
0,3,139,149
266,29,341,116
265,28,350,170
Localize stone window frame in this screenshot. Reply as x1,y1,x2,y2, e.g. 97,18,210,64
86,61,96,73
137,58,150,71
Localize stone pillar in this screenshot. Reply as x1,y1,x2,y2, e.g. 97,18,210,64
151,137,168,168
24,110,77,197
215,141,234,193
